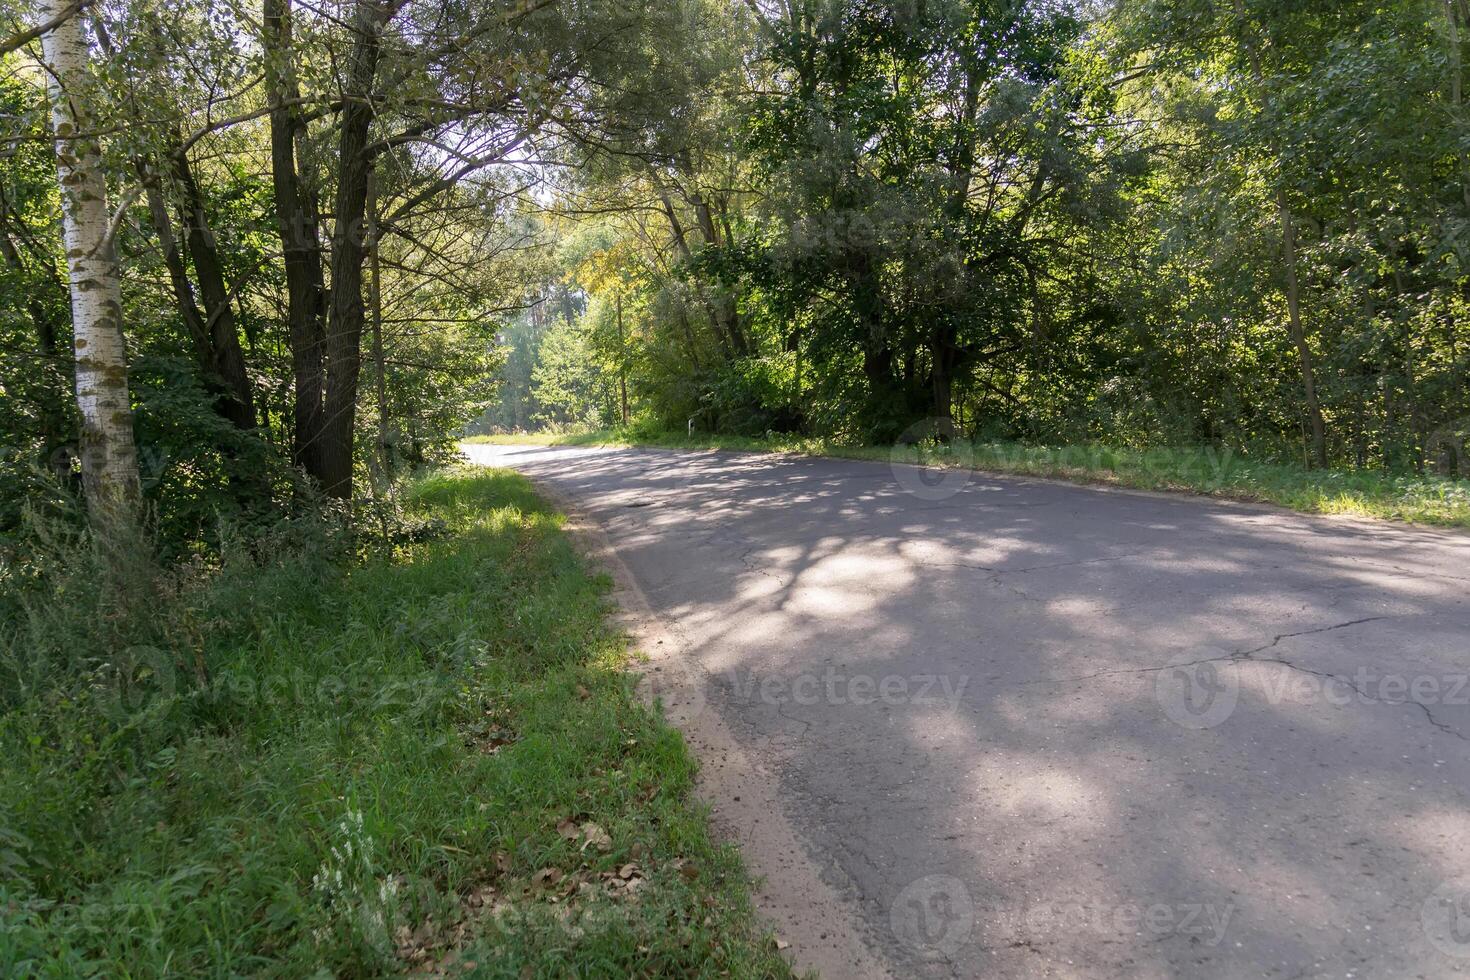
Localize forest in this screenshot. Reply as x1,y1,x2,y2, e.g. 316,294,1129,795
1,0,1468,975
486,0,1470,484
1,0,1468,541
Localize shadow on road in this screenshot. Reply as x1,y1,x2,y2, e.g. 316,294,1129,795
471,443,1470,980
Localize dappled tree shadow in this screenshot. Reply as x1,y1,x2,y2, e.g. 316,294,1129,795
469,444,1470,979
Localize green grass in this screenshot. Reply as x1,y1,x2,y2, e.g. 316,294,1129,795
0,468,793,978
466,429,1470,530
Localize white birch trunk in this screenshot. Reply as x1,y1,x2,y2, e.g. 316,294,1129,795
40,2,142,518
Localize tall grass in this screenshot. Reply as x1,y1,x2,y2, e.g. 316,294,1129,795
0,469,790,977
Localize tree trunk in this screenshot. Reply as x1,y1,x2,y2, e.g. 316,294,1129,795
316,0,389,500
143,181,214,366
689,187,747,355
652,173,735,357
616,291,628,424
1448,0,1470,210
141,176,268,505
930,329,957,427
675,305,702,370
1233,0,1328,469
174,151,256,430
1278,191,1328,468
41,2,142,521
929,44,980,431
366,164,391,474
263,0,328,477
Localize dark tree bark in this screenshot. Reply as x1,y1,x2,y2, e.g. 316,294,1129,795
142,159,257,433
686,179,747,356
616,291,628,424
316,0,392,499
143,181,213,367
928,47,983,428
1279,191,1328,468
366,164,391,474
652,173,736,358
263,0,328,478
173,152,256,431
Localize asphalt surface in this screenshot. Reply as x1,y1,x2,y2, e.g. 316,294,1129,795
465,443,1470,979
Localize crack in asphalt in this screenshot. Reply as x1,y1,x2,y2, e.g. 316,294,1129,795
470,444,1470,979
739,545,789,585
775,699,813,737
1023,616,1469,742
1235,620,1470,742
1233,616,1391,658
1005,553,1147,574
1345,555,1470,587
724,536,1469,745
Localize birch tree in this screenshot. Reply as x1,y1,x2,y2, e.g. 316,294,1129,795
39,0,142,520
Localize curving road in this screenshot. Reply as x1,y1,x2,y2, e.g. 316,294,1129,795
466,442,1470,979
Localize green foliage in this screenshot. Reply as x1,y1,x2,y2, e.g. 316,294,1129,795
529,309,620,430
0,469,791,977
0,72,76,531
482,0,1470,496
701,353,804,436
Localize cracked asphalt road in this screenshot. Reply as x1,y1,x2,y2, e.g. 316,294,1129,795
465,443,1470,979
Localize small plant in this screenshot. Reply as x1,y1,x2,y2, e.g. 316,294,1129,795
311,810,402,966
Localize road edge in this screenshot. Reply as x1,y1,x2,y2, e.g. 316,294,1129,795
479,438,1470,542
519,473,894,980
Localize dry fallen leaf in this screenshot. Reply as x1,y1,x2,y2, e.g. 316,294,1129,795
556,819,579,841
579,821,612,852
532,867,564,887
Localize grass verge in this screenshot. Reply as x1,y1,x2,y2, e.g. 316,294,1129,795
466,429,1470,530
0,468,792,978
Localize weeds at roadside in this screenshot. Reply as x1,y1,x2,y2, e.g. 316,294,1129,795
0,468,793,977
